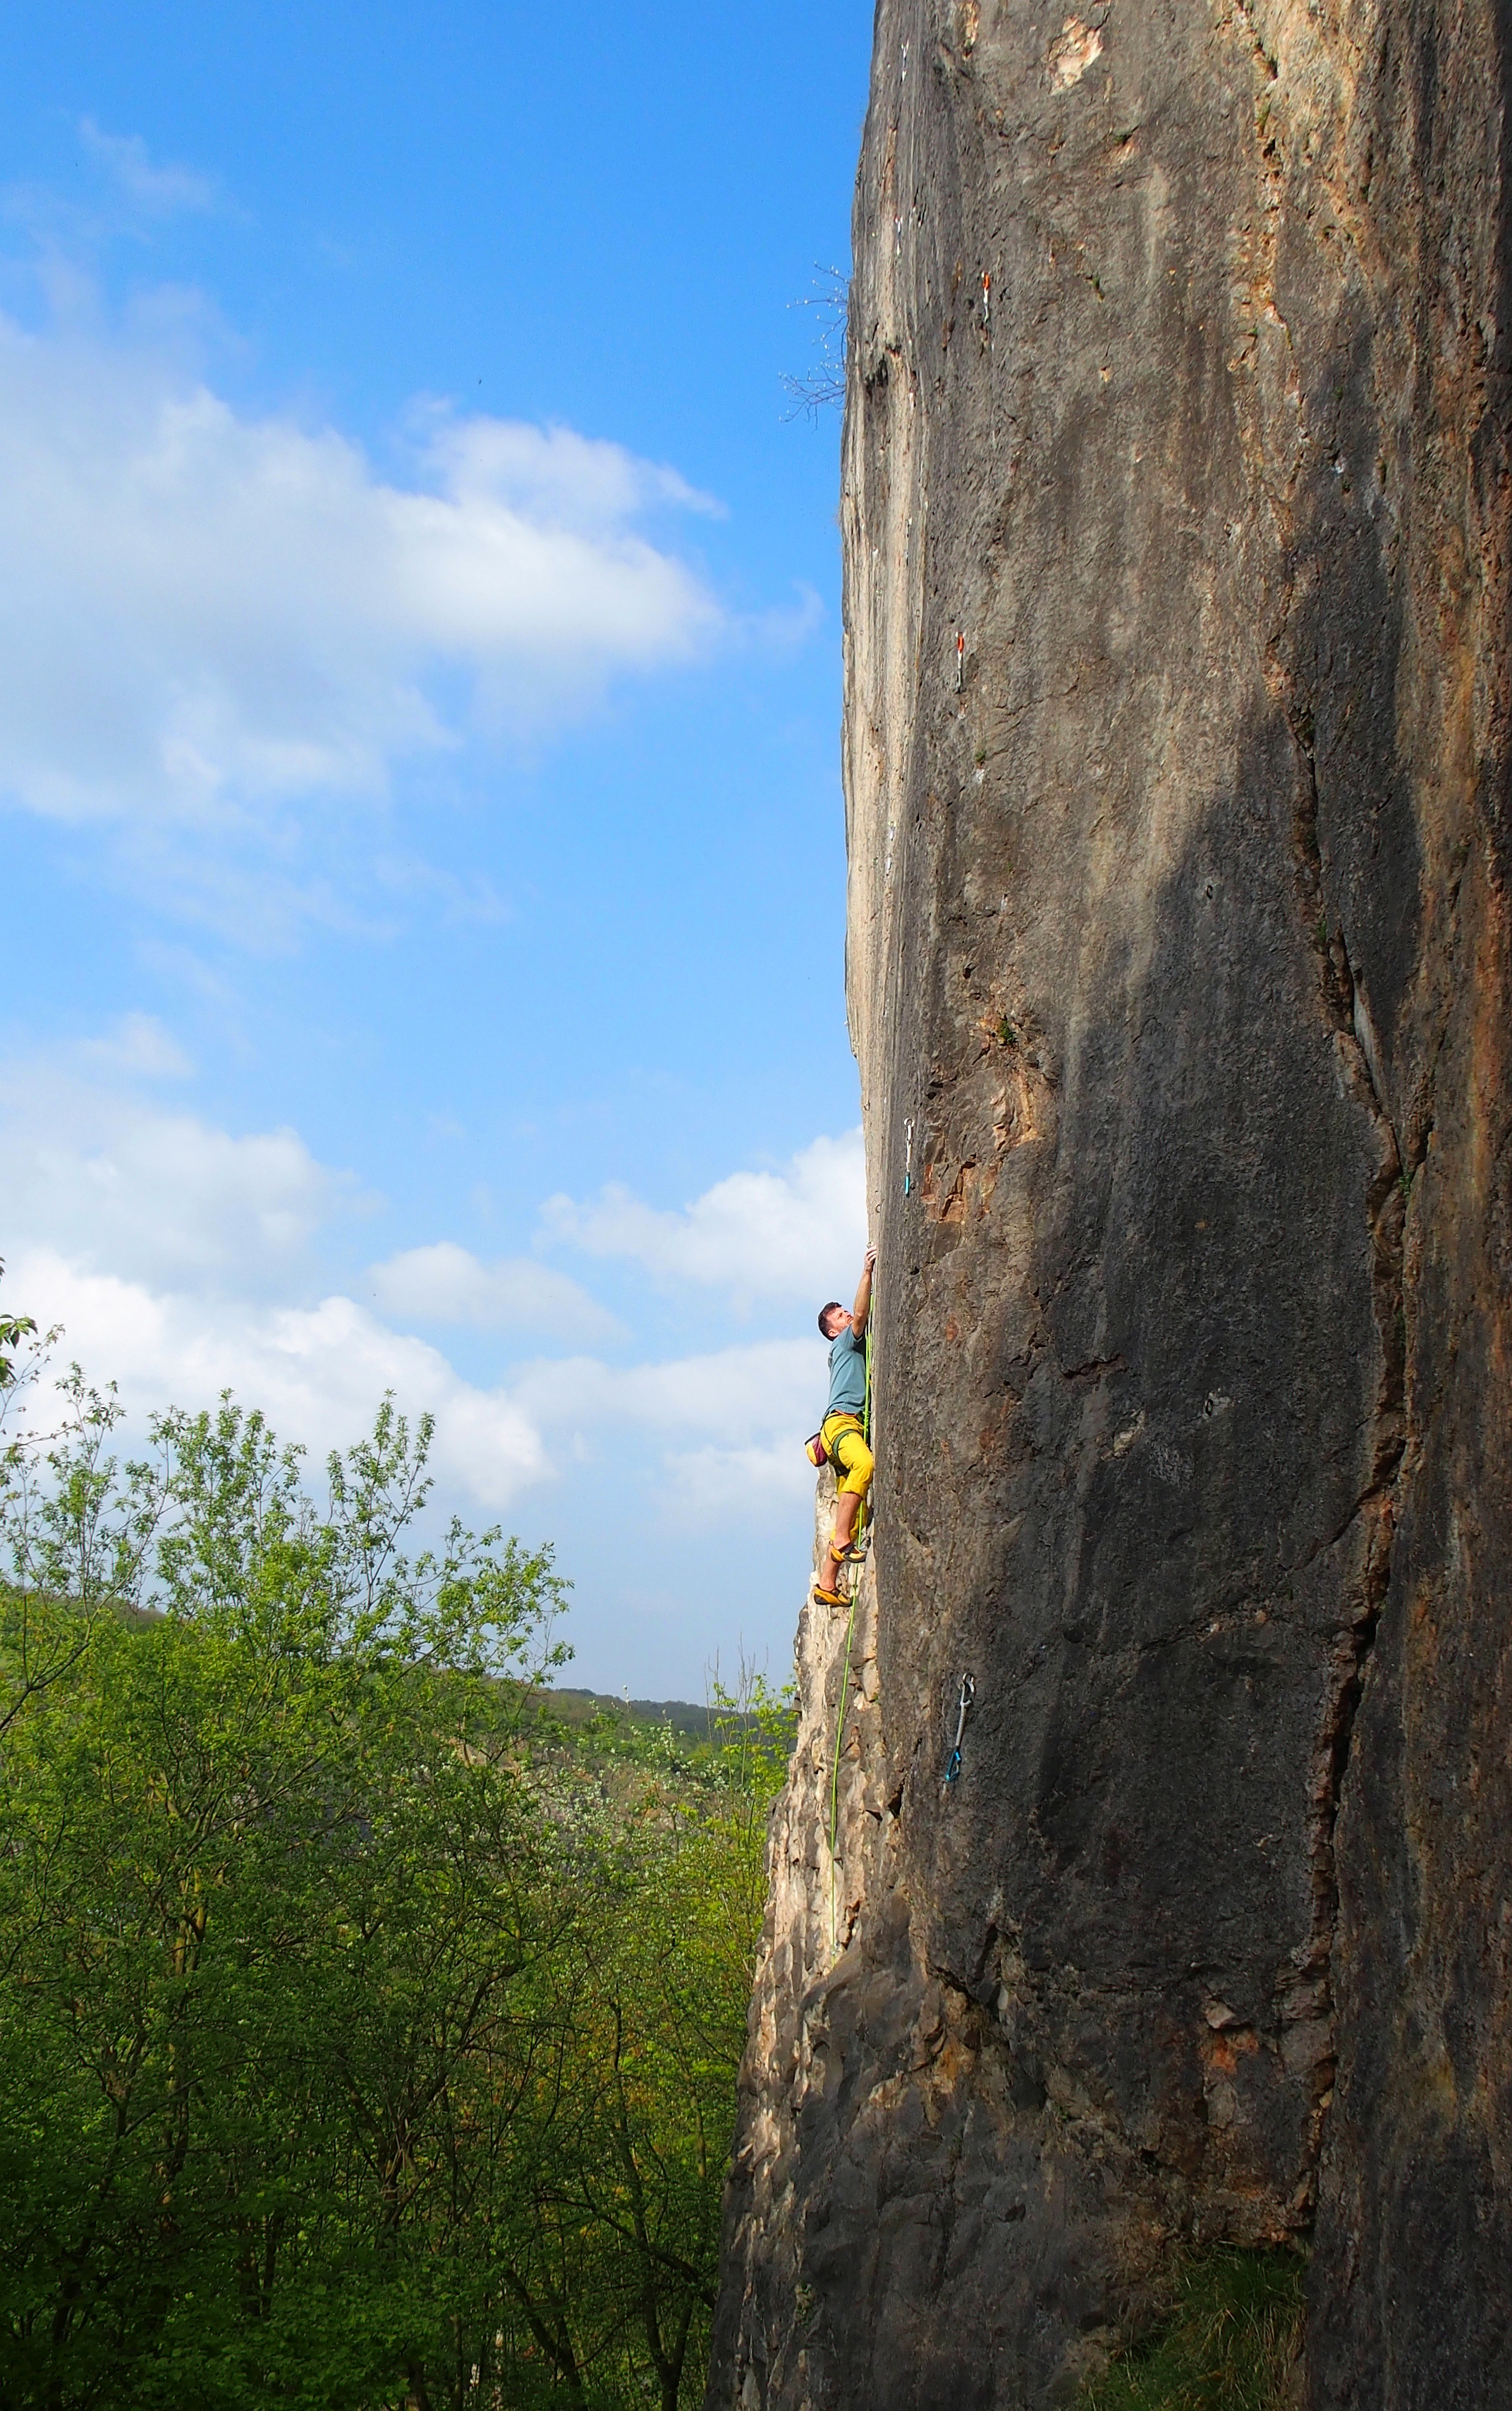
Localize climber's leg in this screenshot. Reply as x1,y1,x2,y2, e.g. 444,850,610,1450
817,1422,874,1598
831,1488,863,1555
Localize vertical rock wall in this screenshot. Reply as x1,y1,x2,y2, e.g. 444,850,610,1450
709,0,1512,2403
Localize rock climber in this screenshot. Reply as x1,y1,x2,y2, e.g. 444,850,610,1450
812,1246,877,1607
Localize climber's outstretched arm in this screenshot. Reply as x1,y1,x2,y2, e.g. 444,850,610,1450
852,1246,877,1337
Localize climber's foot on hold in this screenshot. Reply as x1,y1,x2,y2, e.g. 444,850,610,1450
812,1580,848,1609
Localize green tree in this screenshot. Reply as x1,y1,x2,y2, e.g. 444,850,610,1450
0,1373,786,2411
479,1687,786,2410
0,1395,571,2409
0,1261,36,1392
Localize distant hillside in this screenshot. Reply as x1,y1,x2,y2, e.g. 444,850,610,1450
18,1609,735,1744
542,1687,726,1739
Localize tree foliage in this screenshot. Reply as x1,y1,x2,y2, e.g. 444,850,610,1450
0,1259,36,1391
0,1369,786,2411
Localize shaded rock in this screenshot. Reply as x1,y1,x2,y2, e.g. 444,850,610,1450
708,0,1512,2403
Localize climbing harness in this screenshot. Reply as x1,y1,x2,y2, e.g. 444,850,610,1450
942,1673,975,1789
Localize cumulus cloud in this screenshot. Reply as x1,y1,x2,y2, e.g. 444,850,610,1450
0,1040,358,1296
0,1038,833,1529
506,1337,826,1531
656,1439,816,1528
0,310,723,844
370,1241,619,1342
512,1338,821,1435
542,1129,867,1304
6,1250,550,1509
510,1337,825,1530
79,121,220,218
5,1252,822,1522
73,1009,195,1080
427,415,721,535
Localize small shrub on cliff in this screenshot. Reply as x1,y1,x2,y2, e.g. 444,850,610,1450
1082,2247,1306,2411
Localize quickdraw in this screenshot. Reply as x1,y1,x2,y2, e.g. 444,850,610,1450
943,1673,975,1787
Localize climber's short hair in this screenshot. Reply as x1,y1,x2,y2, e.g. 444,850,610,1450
818,1301,846,1337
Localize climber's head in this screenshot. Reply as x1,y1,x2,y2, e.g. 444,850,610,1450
818,1301,850,1340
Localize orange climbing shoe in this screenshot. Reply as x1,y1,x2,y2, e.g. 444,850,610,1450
812,1582,848,1608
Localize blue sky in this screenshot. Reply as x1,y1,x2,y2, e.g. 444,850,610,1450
0,1,874,1695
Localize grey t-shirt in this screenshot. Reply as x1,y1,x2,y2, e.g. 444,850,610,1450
826,1322,867,1420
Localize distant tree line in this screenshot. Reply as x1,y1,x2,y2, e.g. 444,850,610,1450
0,1304,785,2411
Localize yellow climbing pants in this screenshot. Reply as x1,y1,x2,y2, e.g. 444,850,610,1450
822,1412,874,1500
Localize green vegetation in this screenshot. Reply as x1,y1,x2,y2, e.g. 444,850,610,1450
0,1338,788,2411
1082,2248,1306,2411
0,1258,36,1387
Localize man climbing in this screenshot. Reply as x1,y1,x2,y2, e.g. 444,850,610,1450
812,1246,877,1607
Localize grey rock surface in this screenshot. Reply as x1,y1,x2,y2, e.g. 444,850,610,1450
707,0,1512,2403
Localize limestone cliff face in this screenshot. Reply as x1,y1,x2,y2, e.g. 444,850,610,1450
709,0,1512,2403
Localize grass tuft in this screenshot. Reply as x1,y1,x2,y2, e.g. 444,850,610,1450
1081,2247,1306,2411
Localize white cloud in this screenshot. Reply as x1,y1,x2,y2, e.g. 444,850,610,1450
4,1255,824,1524
6,1251,549,1509
0,1043,834,1534
508,1343,825,1534
512,1337,822,1435
370,1241,619,1342
656,1439,816,1529
542,1129,867,1304
73,1010,195,1080
79,121,220,218
426,415,721,533
0,1051,357,1296
0,309,723,848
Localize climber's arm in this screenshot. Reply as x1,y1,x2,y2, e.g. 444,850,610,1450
852,1246,877,1337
